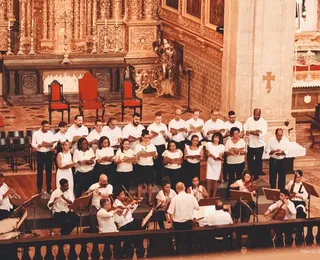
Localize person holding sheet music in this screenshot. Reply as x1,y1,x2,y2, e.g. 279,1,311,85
134,129,158,206
47,178,79,235
204,109,225,142
31,120,54,194
103,117,122,152
168,109,188,152
52,121,71,143
121,113,145,150
114,139,137,192
187,176,209,201
147,112,168,185
94,136,115,183
183,135,204,188
186,108,204,144
162,140,183,189
73,138,96,197
86,120,104,153
66,115,89,152
225,127,246,198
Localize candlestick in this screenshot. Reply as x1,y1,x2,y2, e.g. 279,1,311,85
17,20,25,55
6,26,13,56
62,15,71,64
114,23,119,53
29,22,35,55
103,22,108,53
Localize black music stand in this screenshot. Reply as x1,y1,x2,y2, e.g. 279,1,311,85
302,181,319,218
71,193,92,234
263,188,280,202
230,190,255,223
198,197,220,206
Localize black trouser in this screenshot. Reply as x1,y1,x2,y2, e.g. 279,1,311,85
227,162,244,198
232,201,256,222
36,151,53,192
156,210,167,229
0,209,11,221
164,168,181,190
93,163,115,184
173,220,193,254
154,145,166,185
116,171,133,193
53,211,79,235
183,161,200,188
247,146,264,179
74,170,93,198
89,205,98,233
119,219,144,256
269,158,286,189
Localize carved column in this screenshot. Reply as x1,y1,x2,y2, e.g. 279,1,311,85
112,0,123,19
93,0,97,26
42,0,48,39
86,0,92,35
99,0,111,19
0,0,5,21
128,0,142,20
74,0,79,39
20,0,26,38
26,0,32,38
143,0,156,20
48,0,54,40
318,0,320,31
7,0,15,20
79,0,85,38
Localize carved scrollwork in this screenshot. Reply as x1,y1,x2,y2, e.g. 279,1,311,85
97,73,110,89
22,75,37,89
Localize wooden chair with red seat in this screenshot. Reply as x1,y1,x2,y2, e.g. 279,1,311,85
48,80,70,125
78,72,105,120
121,79,142,121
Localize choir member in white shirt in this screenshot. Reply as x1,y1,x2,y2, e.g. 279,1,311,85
206,132,224,197
134,130,158,205
47,178,79,235
85,174,113,233
244,108,268,180
183,135,204,188
114,139,137,192
156,176,177,229
147,112,168,185
162,140,183,189
66,115,89,151
52,121,71,144
167,182,199,254
73,138,95,197
103,117,122,151
223,111,243,139
186,109,204,144
204,110,225,141
187,176,209,201
0,173,14,220
168,109,187,152
94,136,115,183
198,200,233,227
121,113,145,150
56,140,75,193
265,128,289,189
225,127,246,198
86,120,104,153
31,120,54,193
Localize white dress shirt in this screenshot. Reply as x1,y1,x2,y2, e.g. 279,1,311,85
167,191,199,223
115,149,135,172
66,124,89,140
204,119,225,140
0,183,13,211
162,149,183,169
97,208,119,233
73,148,96,172
113,199,138,228
243,117,268,148
186,118,204,141
47,188,75,214
268,200,297,220
102,126,122,148
225,138,246,164
121,123,145,149
223,121,243,138
88,183,113,209
199,210,233,227
31,128,54,152
134,143,157,166
52,131,72,143
96,147,114,165
86,129,105,143
265,136,289,160
147,123,168,146
235,179,250,192
185,145,203,164
286,180,308,202
168,118,187,142
156,189,177,211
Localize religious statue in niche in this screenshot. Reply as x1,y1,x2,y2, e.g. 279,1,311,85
166,0,179,9
186,0,202,19
210,0,224,27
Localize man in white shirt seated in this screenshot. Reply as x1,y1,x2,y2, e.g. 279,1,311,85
168,109,187,152
244,108,268,180
103,117,122,151
265,128,289,189
31,120,54,194
0,173,14,220
198,200,233,227
121,113,145,150
204,110,225,142
97,198,121,233
87,119,104,152
52,121,71,143
186,109,204,144
47,178,79,235
85,174,113,233
66,115,89,151
167,182,199,254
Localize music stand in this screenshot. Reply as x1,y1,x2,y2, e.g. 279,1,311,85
71,193,92,234
262,188,280,202
302,181,320,218
198,197,220,206
230,190,254,223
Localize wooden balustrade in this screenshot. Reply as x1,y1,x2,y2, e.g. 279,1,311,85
0,218,320,259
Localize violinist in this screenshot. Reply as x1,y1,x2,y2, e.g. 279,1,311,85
156,177,177,229
97,198,121,233
187,176,209,201
230,170,256,222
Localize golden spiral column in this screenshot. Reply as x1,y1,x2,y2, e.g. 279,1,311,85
86,0,92,35
128,0,142,20
42,0,48,39
47,0,54,40
143,0,156,20
74,0,79,39
112,0,123,19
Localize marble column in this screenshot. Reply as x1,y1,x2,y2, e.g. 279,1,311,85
112,0,122,19
128,0,142,20
222,0,296,137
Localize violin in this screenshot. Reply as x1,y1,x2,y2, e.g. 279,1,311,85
244,180,258,193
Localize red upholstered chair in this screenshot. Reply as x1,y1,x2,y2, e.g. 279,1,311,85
78,72,105,120
48,80,70,124
121,80,142,121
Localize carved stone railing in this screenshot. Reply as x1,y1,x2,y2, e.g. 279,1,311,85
0,218,320,259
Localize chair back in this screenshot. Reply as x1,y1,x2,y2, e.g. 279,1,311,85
48,80,63,103
123,80,135,100
78,72,98,102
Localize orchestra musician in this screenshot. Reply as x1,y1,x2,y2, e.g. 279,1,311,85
155,177,177,229
230,170,256,222
0,173,14,220
85,174,113,233
187,176,209,201
47,178,79,235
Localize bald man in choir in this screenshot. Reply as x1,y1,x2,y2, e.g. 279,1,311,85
244,109,268,180
48,179,79,235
